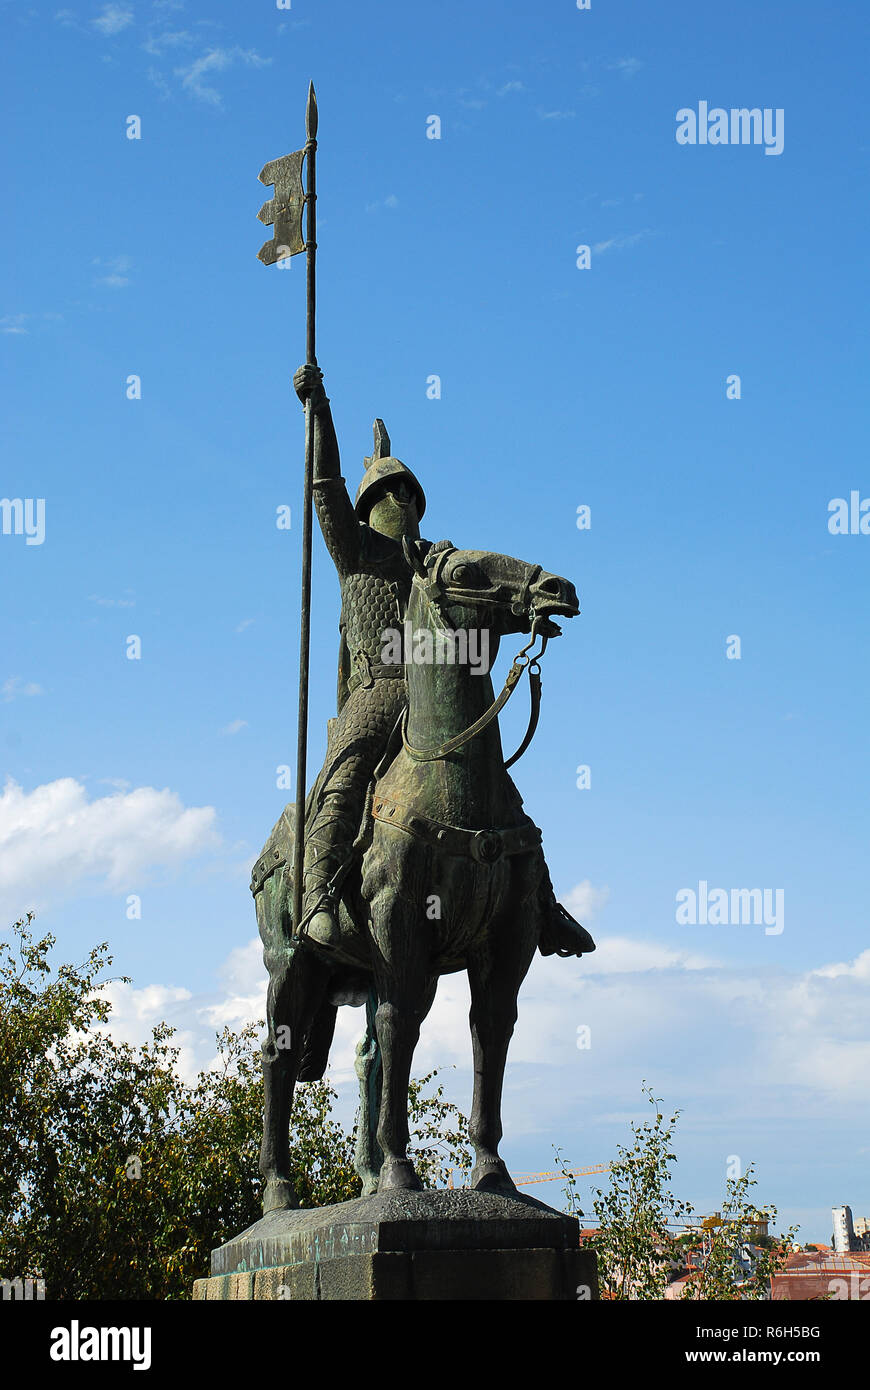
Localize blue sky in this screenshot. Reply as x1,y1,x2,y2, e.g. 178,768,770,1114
2,0,868,1243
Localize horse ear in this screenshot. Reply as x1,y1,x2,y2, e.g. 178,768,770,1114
402,536,427,577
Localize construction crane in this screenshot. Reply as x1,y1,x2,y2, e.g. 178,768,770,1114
513,1165,610,1186
445,1164,610,1189
445,1163,609,1189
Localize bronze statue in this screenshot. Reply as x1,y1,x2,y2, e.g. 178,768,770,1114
252,89,594,1216
290,365,589,961
252,367,594,1211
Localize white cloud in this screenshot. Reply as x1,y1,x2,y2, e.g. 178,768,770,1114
561,878,609,923
95,935,269,1083
2,677,44,703
609,57,642,79
0,777,220,918
89,848,870,1146
97,933,870,1135
221,719,248,736
197,937,266,1033
89,593,135,608
96,979,200,1078
143,28,193,56
92,4,134,36
592,230,653,255
174,47,270,106
146,66,171,100
579,936,717,974
811,949,870,982
1,312,62,335
92,254,132,288
365,195,399,213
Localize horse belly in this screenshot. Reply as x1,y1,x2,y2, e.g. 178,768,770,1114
431,856,512,963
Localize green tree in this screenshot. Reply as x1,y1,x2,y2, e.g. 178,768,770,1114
680,1167,798,1301
0,915,471,1300
571,1081,798,1300
586,1083,694,1299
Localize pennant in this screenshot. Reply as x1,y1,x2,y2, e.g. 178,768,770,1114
257,150,306,264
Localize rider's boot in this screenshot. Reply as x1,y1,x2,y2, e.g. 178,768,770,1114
300,809,356,949
536,863,597,957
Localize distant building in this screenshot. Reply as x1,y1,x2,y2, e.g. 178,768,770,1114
853,1217,870,1253
772,1250,870,1301
832,1205,856,1253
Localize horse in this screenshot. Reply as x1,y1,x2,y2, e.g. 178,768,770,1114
252,537,580,1212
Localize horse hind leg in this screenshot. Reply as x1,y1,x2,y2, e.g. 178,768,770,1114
466,887,539,1195
259,945,331,1213
353,989,383,1195
355,972,437,1194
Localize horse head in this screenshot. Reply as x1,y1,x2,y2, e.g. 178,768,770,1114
403,537,579,648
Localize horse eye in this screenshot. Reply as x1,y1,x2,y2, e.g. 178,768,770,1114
450,563,471,583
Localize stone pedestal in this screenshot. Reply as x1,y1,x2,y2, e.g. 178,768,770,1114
193,1189,598,1301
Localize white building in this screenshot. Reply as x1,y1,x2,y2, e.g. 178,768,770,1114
832,1205,856,1253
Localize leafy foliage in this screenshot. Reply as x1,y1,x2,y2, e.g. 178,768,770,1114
680,1167,798,1301
552,1144,584,1218
0,916,470,1300
563,1082,798,1300
407,1069,473,1187
587,1082,694,1299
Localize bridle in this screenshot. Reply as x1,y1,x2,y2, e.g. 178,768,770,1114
401,547,551,768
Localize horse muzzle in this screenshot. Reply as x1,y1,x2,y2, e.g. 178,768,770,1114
528,572,580,634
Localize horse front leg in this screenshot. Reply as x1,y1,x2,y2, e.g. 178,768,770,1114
466,870,539,1194
368,895,433,1192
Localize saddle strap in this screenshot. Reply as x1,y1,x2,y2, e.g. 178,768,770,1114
347,653,405,694
371,794,541,864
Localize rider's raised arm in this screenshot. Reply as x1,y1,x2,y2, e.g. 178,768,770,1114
293,364,361,574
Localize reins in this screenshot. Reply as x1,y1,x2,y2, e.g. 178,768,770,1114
401,567,550,766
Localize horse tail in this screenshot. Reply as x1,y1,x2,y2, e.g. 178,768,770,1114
297,998,338,1081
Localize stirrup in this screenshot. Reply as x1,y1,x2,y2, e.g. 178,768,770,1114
539,901,596,957
306,904,342,948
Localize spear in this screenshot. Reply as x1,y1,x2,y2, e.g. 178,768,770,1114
257,81,318,942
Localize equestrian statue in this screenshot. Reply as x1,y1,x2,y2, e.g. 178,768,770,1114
251,364,595,1212
252,86,594,1215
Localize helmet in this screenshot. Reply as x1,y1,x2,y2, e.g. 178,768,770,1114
354,419,426,521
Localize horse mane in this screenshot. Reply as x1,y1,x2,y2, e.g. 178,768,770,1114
428,538,454,554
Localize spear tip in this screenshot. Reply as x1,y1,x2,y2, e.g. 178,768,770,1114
306,81,318,139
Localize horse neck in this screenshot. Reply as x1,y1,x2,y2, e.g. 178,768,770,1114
403,583,514,822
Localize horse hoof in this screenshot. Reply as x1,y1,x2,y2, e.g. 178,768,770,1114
262,1178,300,1213
470,1159,518,1195
378,1159,423,1192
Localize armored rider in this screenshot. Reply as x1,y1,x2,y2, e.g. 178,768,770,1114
294,363,593,959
